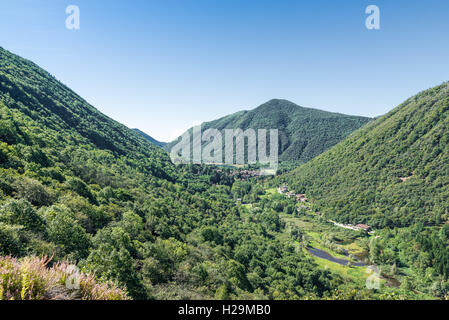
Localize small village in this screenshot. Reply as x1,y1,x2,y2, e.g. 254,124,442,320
234,169,265,179
277,185,372,233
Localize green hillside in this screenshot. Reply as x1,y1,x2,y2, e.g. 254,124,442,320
0,47,341,300
133,128,166,148
165,99,371,164
284,82,449,228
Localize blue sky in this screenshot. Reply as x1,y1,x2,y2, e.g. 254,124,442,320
1,0,449,141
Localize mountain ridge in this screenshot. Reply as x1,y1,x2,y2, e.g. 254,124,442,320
133,128,166,148
165,99,372,164
282,81,449,228
0,46,337,300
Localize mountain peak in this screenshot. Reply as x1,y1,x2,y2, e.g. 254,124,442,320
166,99,371,163
265,98,295,104
260,99,298,108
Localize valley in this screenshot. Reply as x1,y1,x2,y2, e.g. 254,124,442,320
238,184,437,299
1,46,449,300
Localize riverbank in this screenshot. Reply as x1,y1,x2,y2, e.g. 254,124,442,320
307,246,366,267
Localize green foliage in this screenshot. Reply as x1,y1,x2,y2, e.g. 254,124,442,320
166,99,371,163
12,177,52,207
45,206,91,259
0,222,24,256
65,178,97,205
285,82,449,228
133,128,166,148
200,226,223,245
0,46,358,300
86,227,144,298
118,211,144,240
0,256,128,300
0,199,45,233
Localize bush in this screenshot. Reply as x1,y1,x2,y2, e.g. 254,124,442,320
59,195,112,234
200,226,223,245
118,211,144,240
0,147,8,167
87,227,146,299
0,174,14,196
141,257,167,284
0,119,19,145
0,255,128,300
0,223,24,256
0,199,46,233
65,178,97,205
86,243,144,299
46,207,91,259
12,177,52,207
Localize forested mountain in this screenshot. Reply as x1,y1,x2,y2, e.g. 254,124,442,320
0,47,340,300
283,82,449,228
165,99,371,164
133,128,166,148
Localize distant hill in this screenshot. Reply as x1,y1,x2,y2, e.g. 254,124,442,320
283,82,449,228
133,128,166,148
165,99,371,164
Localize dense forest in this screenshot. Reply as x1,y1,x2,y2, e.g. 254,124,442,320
276,82,449,296
283,82,449,228
2,46,449,300
165,99,371,164
0,47,343,300
133,128,166,148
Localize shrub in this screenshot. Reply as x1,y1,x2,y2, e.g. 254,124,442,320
65,178,97,205
0,119,19,145
87,227,146,299
46,208,91,259
12,177,52,207
0,199,46,233
0,223,24,256
200,226,223,245
118,211,144,239
0,147,8,167
0,174,14,196
0,255,128,300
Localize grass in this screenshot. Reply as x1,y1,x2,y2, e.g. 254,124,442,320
266,187,382,290
263,185,434,300
259,188,277,200
0,255,128,300
305,247,369,282
340,241,366,256
282,214,363,259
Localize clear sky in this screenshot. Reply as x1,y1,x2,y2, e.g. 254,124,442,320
1,0,449,141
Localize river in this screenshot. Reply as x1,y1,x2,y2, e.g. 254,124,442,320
307,247,367,267
307,246,401,288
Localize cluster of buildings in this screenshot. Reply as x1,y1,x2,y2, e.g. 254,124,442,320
295,193,308,202
277,186,372,232
277,186,308,202
231,170,264,179
330,220,372,232
277,186,288,194
354,224,372,232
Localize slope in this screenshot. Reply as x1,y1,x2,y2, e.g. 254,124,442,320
283,82,449,228
133,128,166,148
0,47,338,300
165,99,371,164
